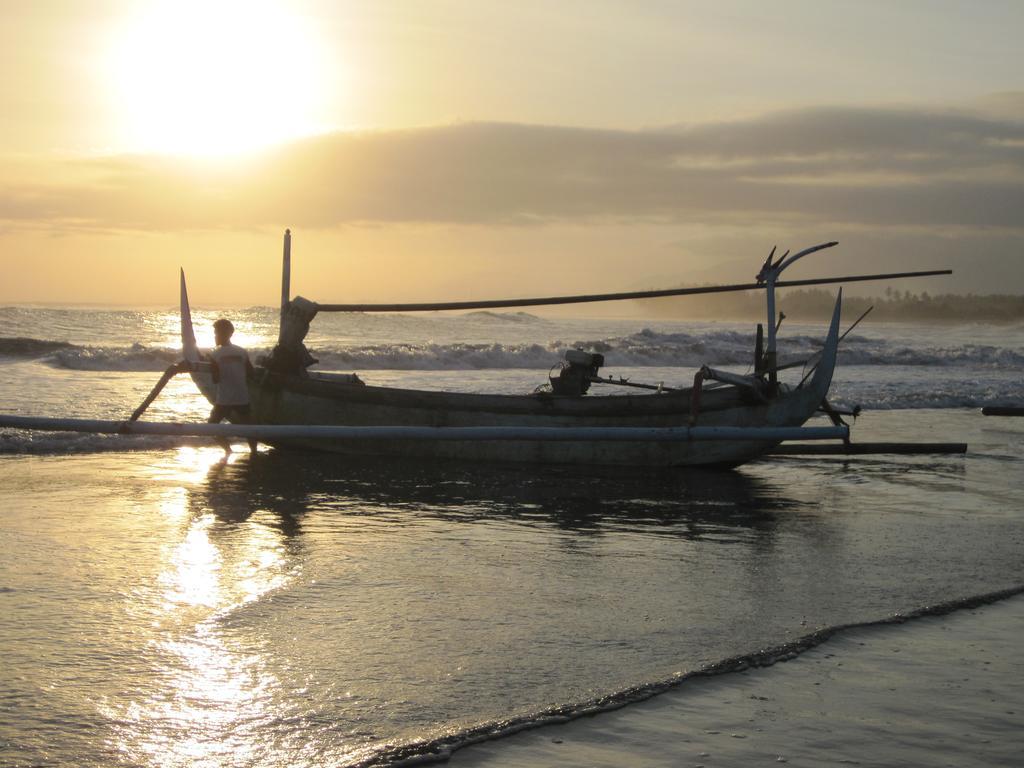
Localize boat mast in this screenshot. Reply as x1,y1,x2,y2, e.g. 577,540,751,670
281,228,292,321
268,228,319,373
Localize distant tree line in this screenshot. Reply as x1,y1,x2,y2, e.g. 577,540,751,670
642,288,1024,323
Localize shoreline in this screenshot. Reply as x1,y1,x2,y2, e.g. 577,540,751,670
449,593,1024,767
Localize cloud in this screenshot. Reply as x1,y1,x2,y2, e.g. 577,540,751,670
2,104,1024,232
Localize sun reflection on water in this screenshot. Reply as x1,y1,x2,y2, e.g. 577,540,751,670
135,624,279,768
162,514,222,609
147,447,241,486
113,452,299,767
149,309,267,353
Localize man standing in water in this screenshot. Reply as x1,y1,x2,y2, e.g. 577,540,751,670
208,318,258,454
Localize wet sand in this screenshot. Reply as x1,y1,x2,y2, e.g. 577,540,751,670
452,596,1024,768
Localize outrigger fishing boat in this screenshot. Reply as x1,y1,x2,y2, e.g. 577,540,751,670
172,234,949,467
0,232,953,467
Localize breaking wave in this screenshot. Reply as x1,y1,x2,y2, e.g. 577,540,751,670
837,334,1024,367
830,388,1024,412
0,337,195,372
48,344,183,371
312,332,1024,371
314,343,564,371
461,310,542,323
0,337,78,358
3,329,1023,373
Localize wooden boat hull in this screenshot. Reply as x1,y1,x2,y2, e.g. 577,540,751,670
182,267,841,467
186,307,838,468
253,380,823,466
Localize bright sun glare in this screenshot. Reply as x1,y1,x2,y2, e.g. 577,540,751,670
108,1,327,155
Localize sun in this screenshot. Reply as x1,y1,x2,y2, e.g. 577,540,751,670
106,1,328,155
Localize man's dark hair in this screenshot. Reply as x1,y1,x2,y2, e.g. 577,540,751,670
213,319,235,335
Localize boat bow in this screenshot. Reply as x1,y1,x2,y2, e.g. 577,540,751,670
180,269,216,404
805,288,843,401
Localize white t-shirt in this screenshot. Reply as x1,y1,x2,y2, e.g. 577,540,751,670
211,342,251,405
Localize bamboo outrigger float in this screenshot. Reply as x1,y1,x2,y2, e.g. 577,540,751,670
0,232,955,467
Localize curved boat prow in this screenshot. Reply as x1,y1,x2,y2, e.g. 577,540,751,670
807,288,843,399
180,269,216,403
180,269,200,364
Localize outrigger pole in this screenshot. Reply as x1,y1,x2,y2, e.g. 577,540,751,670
295,239,951,314
309,268,952,313
0,415,848,444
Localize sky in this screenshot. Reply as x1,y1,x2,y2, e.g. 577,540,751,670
1,0,1023,307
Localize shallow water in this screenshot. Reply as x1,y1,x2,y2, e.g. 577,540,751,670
451,596,1024,768
1,309,1023,766
2,409,1023,766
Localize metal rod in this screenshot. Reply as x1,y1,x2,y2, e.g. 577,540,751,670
0,415,848,443
839,305,874,343
313,270,952,313
588,375,678,392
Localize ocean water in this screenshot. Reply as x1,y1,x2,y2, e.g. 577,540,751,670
1,306,1023,766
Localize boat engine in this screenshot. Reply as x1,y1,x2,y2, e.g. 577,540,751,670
549,350,605,396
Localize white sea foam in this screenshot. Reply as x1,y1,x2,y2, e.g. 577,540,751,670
7,327,1022,373
0,429,202,455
